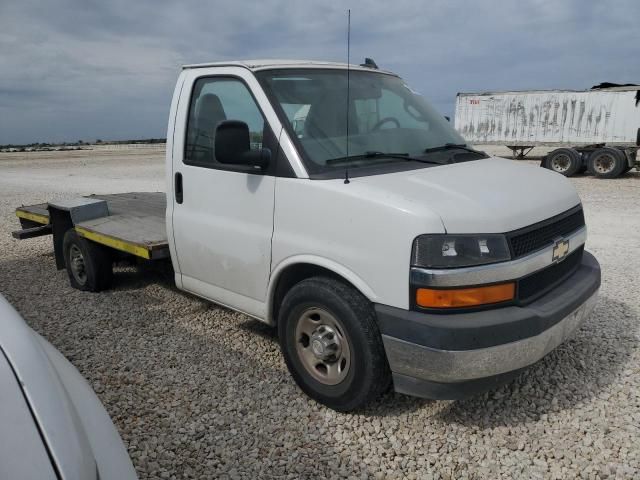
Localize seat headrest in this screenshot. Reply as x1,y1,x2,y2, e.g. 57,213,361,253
305,91,358,139
195,93,227,132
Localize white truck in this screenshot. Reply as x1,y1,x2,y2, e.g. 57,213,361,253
13,60,601,411
455,85,640,178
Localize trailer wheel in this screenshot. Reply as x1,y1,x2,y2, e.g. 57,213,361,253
63,229,113,292
588,147,626,179
278,276,391,412
544,148,582,176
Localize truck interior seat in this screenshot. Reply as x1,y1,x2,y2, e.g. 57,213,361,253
305,93,359,140
303,93,360,162
193,93,227,164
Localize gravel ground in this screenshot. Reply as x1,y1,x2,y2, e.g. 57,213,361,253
0,148,639,479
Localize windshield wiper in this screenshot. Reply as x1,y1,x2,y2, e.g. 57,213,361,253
424,143,487,156
326,151,410,164
326,151,446,165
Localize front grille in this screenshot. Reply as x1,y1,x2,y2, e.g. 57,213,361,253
518,246,584,303
507,207,585,258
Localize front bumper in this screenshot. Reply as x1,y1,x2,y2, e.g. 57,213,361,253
376,250,601,399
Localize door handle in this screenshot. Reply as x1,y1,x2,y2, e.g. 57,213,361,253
175,172,183,204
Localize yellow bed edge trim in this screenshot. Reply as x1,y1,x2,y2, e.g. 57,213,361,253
75,227,151,259
16,210,49,225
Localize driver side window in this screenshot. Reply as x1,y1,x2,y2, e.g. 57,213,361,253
184,77,266,168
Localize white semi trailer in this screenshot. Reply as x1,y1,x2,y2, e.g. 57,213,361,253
454,85,640,178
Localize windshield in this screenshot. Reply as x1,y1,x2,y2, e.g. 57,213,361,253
257,69,468,175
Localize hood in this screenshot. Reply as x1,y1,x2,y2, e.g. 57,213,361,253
0,294,137,480
0,295,97,480
0,349,58,479
355,157,581,233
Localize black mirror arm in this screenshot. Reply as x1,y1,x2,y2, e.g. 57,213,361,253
245,148,271,169
232,148,271,171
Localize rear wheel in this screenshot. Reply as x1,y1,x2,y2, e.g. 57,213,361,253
588,147,626,179
63,229,113,291
544,148,582,176
278,276,391,411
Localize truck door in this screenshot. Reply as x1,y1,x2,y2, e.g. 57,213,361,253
170,70,278,318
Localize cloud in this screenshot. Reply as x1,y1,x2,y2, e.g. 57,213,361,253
0,0,638,144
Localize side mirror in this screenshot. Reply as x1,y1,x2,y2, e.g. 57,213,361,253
215,120,270,169
636,127,640,147
444,116,451,122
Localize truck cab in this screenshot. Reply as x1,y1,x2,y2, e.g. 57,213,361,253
10,60,601,411
162,60,601,410
12,59,599,412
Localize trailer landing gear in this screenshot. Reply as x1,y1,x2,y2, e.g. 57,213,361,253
507,146,534,159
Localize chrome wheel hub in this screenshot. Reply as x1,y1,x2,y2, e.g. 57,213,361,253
310,325,342,361
295,307,351,385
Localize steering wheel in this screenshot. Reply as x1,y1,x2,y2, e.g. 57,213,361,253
371,116,400,131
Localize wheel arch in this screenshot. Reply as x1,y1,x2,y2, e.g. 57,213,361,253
267,256,378,326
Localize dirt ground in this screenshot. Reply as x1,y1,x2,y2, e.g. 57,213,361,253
0,147,638,479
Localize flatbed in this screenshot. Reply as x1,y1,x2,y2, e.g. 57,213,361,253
14,192,169,260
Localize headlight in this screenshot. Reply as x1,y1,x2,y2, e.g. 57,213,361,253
412,234,511,268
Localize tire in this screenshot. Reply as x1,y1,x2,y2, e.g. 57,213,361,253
278,276,391,412
587,147,626,179
544,148,582,176
63,229,113,292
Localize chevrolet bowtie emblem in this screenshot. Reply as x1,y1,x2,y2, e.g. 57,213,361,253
552,239,570,262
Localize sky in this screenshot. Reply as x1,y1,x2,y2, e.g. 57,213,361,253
1,0,638,145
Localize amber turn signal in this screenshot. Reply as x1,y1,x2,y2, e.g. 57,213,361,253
416,283,515,308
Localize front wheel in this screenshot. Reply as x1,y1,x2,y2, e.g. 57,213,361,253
278,277,391,411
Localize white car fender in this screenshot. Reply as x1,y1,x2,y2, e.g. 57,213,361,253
267,254,379,325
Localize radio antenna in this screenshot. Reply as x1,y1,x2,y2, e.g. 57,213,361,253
344,9,351,184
